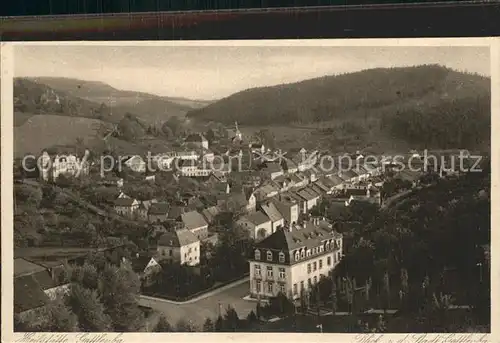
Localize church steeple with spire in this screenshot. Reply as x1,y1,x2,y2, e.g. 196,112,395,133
234,121,242,141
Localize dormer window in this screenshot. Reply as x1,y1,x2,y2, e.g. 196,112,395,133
279,252,285,263
306,250,311,257
267,251,273,261
295,251,300,261
255,250,261,260
301,249,305,258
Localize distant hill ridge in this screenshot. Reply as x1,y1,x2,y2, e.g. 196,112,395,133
26,77,212,109
14,77,212,126
187,64,489,125
186,65,490,150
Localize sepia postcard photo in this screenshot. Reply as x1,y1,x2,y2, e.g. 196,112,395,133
1,39,497,341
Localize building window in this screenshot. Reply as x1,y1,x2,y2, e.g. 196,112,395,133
169,249,172,256
255,265,261,276
279,267,285,279
293,283,298,295
313,276,317,284
279,252,285,263
337,252,341,261
319,259,323,269
280,284,286,294
300,281,304,291
307,250,311,257
319,246,324,253
334,254,337,263
307,263,311,273
301,249,305,258
267,266,273,278
313,262,317,271
327,256,331,266
267,251,273,261
308,278,312,287
255,250,261,260
256,280,261,293
295,251,300,261
267,282,273,293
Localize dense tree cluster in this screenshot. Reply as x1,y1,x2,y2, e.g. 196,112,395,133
15,255,145,332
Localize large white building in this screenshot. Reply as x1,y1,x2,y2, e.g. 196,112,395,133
249,217,343,300
39,150,90,182
157,229,201,266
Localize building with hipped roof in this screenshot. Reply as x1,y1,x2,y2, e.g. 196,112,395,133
148,202,170,223
14,258,71,321
181,210,209,240
157,229,200,266
237,211,273,241
249,218,343,300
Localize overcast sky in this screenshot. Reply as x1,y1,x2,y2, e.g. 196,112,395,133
15,45,490,101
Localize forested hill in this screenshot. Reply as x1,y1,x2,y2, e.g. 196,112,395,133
14,78,117,122
187,65,491,149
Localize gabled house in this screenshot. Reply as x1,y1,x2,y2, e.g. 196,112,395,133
244,187,257,212
318,176,341,194
254,183,280,202
284,191,307,214
310,182,328,197
123,155,147,173
237,211,273,241
157,229,201,266
181,211,209,240
289,173,307,188
114,194,140,218
138,199,158,221
148,203,171,223
294,187,320,212
340,169,359,184
260,201,285,233
128,254,162,286
261,162,284,180
273,175,294,192
201,206,220,225
167,205,186,222
302,169,318,183
272,194,300,226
